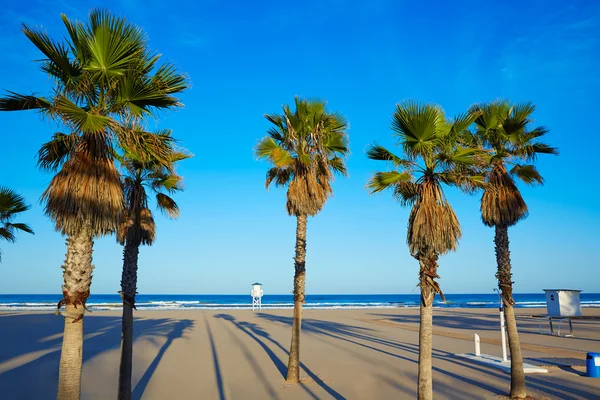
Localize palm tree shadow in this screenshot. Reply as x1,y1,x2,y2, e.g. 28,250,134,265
132,319,193,400
257,313,507,396
214,313,345,400
205,314,226,400
214,313,287,378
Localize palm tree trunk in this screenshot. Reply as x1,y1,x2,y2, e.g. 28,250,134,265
118,239,140,400
417,253,438,400
495,224,526,399
57,226,94,400
286,214,307,383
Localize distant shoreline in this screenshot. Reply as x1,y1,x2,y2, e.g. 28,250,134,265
1,293,598,311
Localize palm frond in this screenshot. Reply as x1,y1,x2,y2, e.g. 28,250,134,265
265,167,292,188
38,132,78,172
55,95,112,133
392,101,444,159
0,187,34,253
328,156,348,176
255,137,294,167
510,164,544,185
4,222,34,235
150,173,183,193
84,9,146,79
0,92,53,112
367,171,412,193
324,131,349,154
392,181,419,206
156,193,179,218
0,187,30,217
366,145,411,167
0,228,16,243
22,24,82,87
511,141,559,161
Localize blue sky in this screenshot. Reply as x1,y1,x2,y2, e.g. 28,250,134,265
0,0,599,295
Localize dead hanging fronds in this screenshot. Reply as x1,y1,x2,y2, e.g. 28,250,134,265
118,206,156,246
42,144,123,237
481,163,528,227
408,179,461,257
286,165,332,216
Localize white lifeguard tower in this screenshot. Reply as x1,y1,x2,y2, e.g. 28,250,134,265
251,282,263,311
539,289,582,336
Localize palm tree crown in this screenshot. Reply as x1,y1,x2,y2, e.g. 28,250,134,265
0,9,188,236
0,187,34,261
255,97,350,215
467,101,558,227
117,130,189,247
367,101,484,258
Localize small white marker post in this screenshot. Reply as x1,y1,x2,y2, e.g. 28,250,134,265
474,333,481,356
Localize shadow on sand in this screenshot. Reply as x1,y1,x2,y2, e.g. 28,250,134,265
257,313,600,400
204,314,226,400
132,319,194,399
0,313,193,399
214,313,346,400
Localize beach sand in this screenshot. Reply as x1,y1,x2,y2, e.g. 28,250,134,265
1,307,599,399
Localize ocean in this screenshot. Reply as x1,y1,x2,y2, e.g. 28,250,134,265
0,293,599,311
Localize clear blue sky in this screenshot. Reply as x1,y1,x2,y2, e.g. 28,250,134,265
0,0,598,295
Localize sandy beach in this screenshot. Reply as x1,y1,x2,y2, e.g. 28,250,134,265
1,307,599,399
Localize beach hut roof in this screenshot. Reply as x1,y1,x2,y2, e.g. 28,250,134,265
251,282,262,286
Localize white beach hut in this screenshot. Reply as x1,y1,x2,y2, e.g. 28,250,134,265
251,282,263,311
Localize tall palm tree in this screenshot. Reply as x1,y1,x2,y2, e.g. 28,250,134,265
0,10,187,399
255,97,349,383
467,101,557,399
0,187,34,261
367,101,483,400
117,130,189,400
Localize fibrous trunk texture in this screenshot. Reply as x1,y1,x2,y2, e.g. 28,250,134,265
417,253,438,400
286,214,307,383
495,224,526,399
118,239,140,400
57,226,94,400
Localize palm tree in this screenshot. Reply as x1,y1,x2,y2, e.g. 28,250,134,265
0,10,187,399
255,97,349,383
117,130,189,400
0,187,34,261
467,101,557,399
367,101,483,400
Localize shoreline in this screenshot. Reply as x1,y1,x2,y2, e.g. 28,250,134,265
1,292,599,312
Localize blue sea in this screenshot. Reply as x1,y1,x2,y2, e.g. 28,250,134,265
0,293,599,311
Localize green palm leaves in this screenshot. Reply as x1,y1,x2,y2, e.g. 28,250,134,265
0,188,33,261
256,97,350,216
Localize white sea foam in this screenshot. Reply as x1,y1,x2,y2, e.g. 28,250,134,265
1,296,599,311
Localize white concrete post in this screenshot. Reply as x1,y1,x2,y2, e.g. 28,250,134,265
500,309,508,362
474,333,481,356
